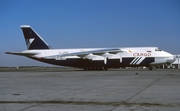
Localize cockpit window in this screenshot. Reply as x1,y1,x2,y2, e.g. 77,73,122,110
155,48,161,51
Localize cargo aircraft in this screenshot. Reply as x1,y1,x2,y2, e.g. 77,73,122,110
6,25,176,70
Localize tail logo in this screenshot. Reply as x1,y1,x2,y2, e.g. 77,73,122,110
26,38,35,48
21,25,51,49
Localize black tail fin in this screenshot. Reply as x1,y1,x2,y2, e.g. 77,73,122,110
21,25,51,50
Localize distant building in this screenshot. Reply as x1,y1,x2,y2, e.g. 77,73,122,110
171,55,180,69
158,55,180,69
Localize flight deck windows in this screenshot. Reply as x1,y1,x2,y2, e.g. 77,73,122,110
155,48,161,51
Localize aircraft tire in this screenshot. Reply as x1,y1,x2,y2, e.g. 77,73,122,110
148,66,153,70
104,67,108,71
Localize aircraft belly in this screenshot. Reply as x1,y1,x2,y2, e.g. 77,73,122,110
32,57,155,68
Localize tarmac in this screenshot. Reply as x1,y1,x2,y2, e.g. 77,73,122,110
0,69,180,111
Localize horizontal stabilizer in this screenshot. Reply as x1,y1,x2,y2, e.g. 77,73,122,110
5,52,38,56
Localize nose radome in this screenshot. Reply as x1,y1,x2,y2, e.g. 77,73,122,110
167,55,176,63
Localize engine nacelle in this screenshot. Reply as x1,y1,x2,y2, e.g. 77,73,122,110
91,57,105,61
108,55,122,63
84,54,122,64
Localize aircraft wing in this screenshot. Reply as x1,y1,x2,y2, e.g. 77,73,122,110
46,48,123,58
5,52,38,56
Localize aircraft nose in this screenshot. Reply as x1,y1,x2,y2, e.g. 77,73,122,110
167,55,176,63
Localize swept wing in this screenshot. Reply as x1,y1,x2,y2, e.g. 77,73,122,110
45,48,124,59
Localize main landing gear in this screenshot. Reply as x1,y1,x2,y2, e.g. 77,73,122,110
147,66,156,71
84,66,108,71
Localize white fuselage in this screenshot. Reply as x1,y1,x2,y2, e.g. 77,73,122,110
22,47,175,68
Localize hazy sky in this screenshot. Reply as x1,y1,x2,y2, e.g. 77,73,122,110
0,0,180,67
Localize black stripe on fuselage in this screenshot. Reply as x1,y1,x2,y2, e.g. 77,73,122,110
29,57,155,68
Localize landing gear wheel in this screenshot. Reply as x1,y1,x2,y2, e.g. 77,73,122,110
148,66,155,71
104,67,108,71
84,67,88,71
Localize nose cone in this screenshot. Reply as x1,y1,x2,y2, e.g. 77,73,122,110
167,55,176,63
